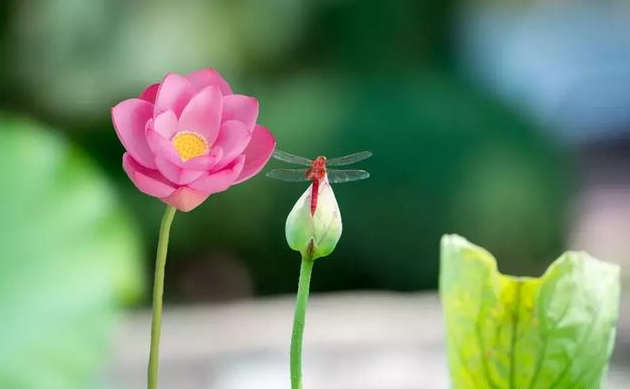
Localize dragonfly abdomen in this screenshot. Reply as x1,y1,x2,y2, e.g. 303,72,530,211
310,179,320,215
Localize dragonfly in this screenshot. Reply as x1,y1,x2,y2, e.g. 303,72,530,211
267,149,372,214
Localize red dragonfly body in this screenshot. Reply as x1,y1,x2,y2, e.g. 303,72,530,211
267,150,372,215
305,156,328,215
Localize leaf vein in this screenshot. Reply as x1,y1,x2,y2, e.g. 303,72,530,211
509,280,523,389
546,302,601,389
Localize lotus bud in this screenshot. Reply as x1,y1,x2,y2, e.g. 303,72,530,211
285,176,342,260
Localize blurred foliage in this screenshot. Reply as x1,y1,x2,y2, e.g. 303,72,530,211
441,235,620,389
0,115,143,389
0,0,573,299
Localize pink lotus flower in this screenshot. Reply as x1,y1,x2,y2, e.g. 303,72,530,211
112,68,276,212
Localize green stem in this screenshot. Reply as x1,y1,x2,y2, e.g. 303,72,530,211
147,205,177,389
290,256,315,389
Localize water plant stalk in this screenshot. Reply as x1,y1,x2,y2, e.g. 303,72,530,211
290,254,315,389
147,205,177,389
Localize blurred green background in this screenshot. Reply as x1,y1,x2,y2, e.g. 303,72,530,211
0,0,573,299
4,0,629,387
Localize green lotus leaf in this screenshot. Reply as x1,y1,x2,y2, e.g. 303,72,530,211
0,115,143,389
440,234,620,389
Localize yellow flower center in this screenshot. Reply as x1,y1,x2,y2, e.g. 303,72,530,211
171,131,209,161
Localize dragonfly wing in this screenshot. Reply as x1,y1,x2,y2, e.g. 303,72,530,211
326,151,372,166
272,150,312,166
327,169,370,184
266,168,309,182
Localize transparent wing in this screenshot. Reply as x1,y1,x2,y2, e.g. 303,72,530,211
326,151,372,166
266,168,309,182
327,169,370,184
272,150,312,166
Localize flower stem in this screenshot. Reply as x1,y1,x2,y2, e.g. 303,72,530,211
290,255,315,389
147,205,177,389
